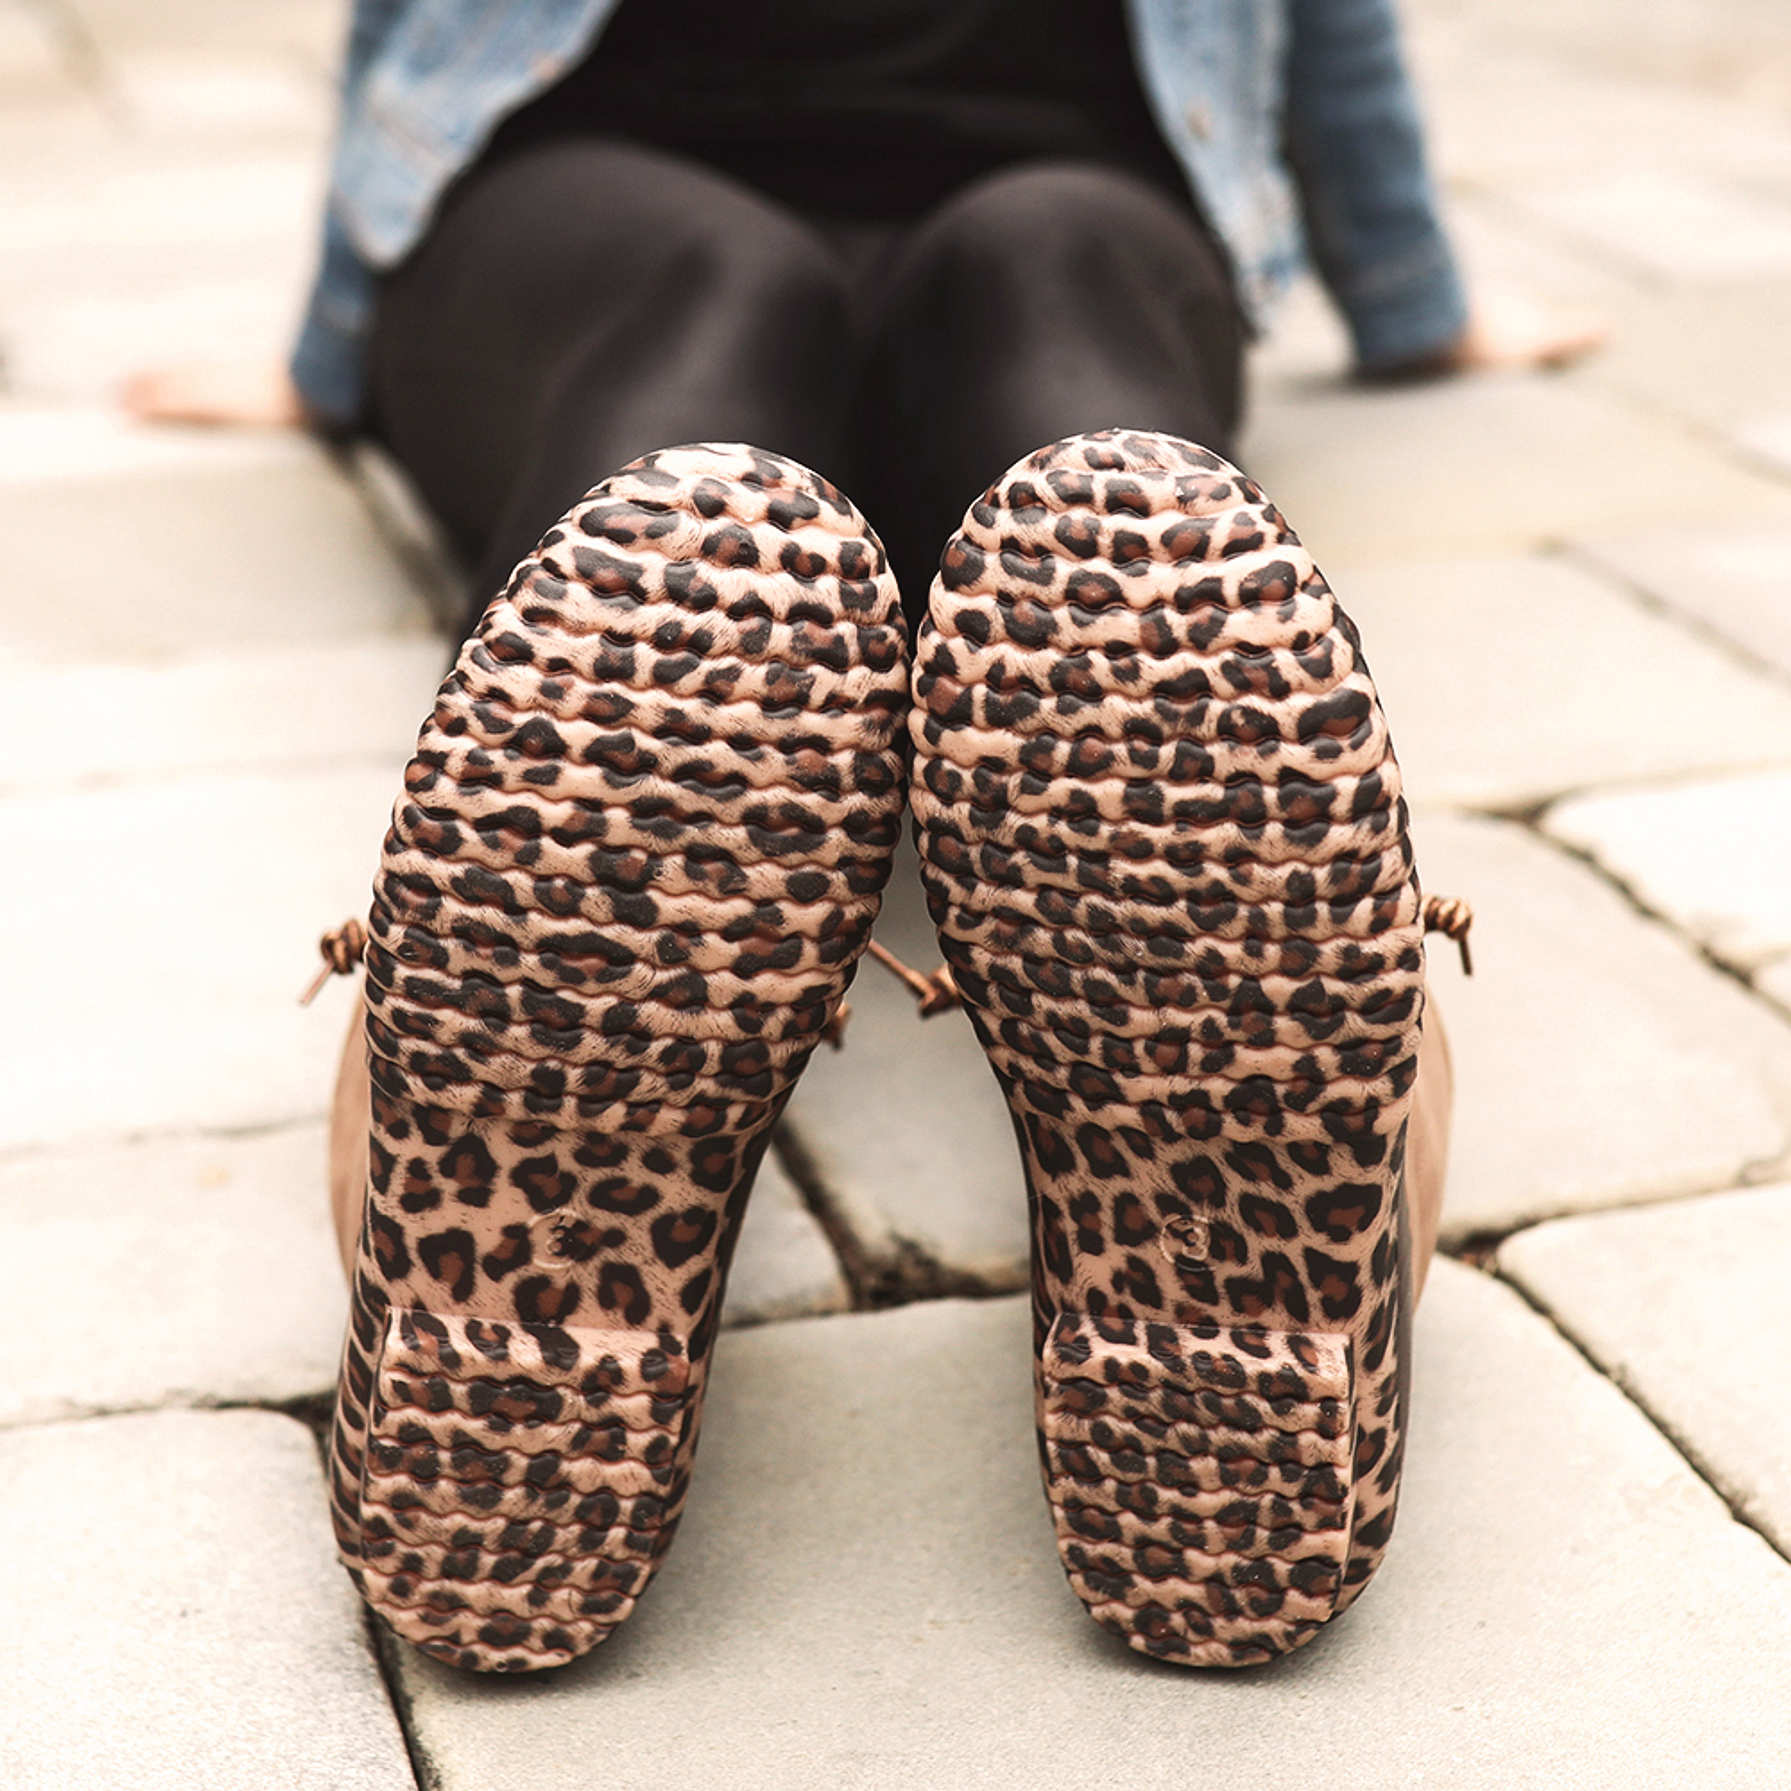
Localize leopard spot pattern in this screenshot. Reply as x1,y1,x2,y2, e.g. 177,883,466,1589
910,429,1425,1667
331,443,908,1671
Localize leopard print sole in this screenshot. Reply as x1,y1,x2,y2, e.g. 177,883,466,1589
910,429,1425,1667
331,444,908,1671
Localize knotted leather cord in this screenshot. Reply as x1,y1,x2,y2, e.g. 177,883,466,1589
1421,894,1475,977
299,917,369,1006
300,895,1474,1026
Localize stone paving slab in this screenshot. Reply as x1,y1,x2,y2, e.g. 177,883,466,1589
386,1268,1791,1791
1414,812,1791,1238
0,1124,344,1425
1503,170,1791,281
0,150,320,302
4,275,311,402
1244,372,1791,572
1325,553,1791,809
0,765,398,1152
0,412,434,657
1739,413,1791,482
57,0,344,69
1758,956,1791,1015
4,638,443,793
1410,28,1791,186
1410,0,1791,126
1547,770,1791,973
779,843,1028,1294
109,49,330,140
0,1,64,88
1500,1182,1791,1558
1579,282,1791,449
1573,515,1791,683
0,1408,414,1791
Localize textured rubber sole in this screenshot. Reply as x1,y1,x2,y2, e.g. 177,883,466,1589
355,1312,690,1661
1041,1314,1353,1664
330,443,908,1671
911,429,1424,1666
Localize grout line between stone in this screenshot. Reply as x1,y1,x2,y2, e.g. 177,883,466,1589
0,1109,333,1171
288,1404,435,1790
1422,797,1791,1196
371,1622,440,1791
1442,790,1791,1191
1520,816,1791,1091
1557,537,1791,696
1485,1258,1791,1573
0,1387,335,1438
1439,1164,1791,1266
766,1119,876,1307
768,1119,1007,1310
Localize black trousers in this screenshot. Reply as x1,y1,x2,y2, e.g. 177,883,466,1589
369,138,1243,634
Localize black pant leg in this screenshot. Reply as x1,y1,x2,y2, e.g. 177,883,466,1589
368,138,857,635
852,161,1246,625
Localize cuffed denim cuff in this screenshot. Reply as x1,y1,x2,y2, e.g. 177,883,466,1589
288,205,378,431
1344,238,1470,373
289,307,367,432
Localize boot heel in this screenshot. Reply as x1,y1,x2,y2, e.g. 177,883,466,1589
1040,1313,1355,1666
352,1309,695,1672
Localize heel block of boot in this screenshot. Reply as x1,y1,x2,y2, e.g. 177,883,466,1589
352,1308,697,1672
1039,1312,1357,1667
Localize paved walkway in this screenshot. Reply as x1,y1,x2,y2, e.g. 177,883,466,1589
6,2,1791,1785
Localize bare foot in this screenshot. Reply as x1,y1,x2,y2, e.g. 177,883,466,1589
1370,291,1609,382
119,360,311,429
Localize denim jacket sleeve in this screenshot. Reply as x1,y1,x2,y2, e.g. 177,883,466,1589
1281,0,1468,370
288,0,617,427
288,0,403,427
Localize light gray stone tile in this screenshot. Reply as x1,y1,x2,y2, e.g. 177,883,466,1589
0,764,398,1152
389,1268,1791,1791
1574,517,1791,683
1333,553,1791,809
1408,27,1791,185
0,90,120,177
725,1153,849,1328
1759,953,1791,1012
0,1409,414,1791
0,1125,344,1425
1578,283,1791,446
0,1,66,88
347,442,467,634
58,0,344,67
779,844,1028,1293
1739,413,1791,482
1415,812,1791,1238
3,276,308,403
1547,771,1791,972
1243,373,1791,571
1,639,443,793
0,401,302,483
1411,0,1791,118
1500,1181,1791,1554
110,50,331,140
1506,170,1791,280
0,151,320,290
0,412,435,659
